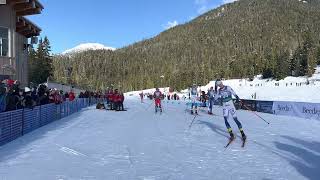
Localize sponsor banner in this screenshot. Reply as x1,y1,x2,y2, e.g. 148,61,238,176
273,101,320,120
256,101,274,114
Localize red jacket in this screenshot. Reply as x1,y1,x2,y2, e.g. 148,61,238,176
54,93,62,104
69,92,75,101
109,93,115,102
107,92,113,101
114,93,121,102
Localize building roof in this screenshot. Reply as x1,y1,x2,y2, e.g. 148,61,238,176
7,0,44,37
16,16,41,38
9,0,44,16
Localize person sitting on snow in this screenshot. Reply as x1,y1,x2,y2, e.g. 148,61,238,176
96,102,106,110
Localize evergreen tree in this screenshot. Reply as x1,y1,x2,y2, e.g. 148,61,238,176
274,50,290,80
262,68,273,79
317,47,320,65
50,0,320,91
28,47,37,85
28,36,53,84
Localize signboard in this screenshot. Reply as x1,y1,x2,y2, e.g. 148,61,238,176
0,0,6,5
256,101,274,114
273,101,320,120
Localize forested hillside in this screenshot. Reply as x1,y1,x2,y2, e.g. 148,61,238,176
52,0,320,91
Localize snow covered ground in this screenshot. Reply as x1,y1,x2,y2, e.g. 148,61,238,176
133,66,320,103
62,43,115,55
203,67,320,103
0,97,319,180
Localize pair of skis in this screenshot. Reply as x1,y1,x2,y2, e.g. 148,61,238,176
155,106,163,114
224,137,246,148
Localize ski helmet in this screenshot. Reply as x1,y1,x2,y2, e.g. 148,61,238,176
216,80,223,86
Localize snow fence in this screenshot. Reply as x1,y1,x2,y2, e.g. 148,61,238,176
184,99,319,120
236,99,320,121
0,98,105,146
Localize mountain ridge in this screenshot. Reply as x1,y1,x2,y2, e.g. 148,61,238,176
62,43,115,54
53,0,320,91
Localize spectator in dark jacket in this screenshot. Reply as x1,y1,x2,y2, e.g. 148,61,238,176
16,89,24,109
38,84,49,105
64,92,69,99
119,92,125,111
23,87,35,109
5,88,18,111
31,87,38,105
79,92,85,98
113,89,121,111
38,92,49,105
0,85,7,112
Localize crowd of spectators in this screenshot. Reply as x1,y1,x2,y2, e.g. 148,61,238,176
104,89,125,111
0,80,112,113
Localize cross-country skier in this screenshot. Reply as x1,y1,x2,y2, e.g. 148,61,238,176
139,91,144,103
207,86,215,115
153,88,163,113
215,80,246,143
189,84,199,115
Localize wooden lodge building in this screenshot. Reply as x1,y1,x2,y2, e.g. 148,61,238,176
0,0,43,86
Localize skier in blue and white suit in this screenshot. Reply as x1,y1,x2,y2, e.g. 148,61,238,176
189,84,199,115
215,80,246,141
207,86,215,115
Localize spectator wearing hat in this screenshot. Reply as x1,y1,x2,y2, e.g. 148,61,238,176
23,87,35,109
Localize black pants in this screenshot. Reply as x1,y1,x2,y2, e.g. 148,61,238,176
114,102,124,111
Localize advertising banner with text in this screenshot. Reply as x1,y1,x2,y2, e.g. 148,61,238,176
273,101,320,120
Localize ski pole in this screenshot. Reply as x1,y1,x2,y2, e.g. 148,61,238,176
188,114,198,129
144,101,154,111
241,101,270,125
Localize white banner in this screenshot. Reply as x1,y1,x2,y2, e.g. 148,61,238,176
273,101,320,120
0,0,6,5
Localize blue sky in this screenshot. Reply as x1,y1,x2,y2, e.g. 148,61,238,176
29,0,236,53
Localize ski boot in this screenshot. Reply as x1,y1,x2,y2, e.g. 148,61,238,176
229,131,235,141
240,129,246,141
195,110,198,115
240,129,247,147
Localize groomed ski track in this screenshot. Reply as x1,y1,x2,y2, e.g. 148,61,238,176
0,97,319,180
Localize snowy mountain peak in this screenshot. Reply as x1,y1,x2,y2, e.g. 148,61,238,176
62,43,116,54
